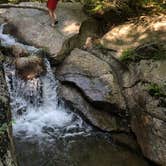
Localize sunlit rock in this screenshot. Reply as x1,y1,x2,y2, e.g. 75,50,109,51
100,14,166,56
15,55,46,80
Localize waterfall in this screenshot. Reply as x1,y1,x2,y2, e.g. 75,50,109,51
0,23,90,141
0,23,38,53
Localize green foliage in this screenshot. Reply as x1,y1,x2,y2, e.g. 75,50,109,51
119,49,138,62
0,123,8,135
147,83,166,98
0,54,5,63
129,0,166,13
83,0,110,14
120,45,166,63
0,121,13,136
141,0,166,7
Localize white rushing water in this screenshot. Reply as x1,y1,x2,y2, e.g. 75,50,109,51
0,23,90,141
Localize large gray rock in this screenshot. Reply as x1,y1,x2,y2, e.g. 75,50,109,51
56,48,129,133
56,48,126,111
132,108,166,166
59,84,128,132
57,47,166,165
123,59,166,165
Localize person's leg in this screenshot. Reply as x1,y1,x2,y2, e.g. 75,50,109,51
48,9,56,26
52,10,58,25
48,9,53,19
52,10,57,22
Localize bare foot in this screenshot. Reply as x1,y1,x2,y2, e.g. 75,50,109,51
51,23,55,27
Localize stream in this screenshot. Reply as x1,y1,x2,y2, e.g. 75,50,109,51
0,23,150,166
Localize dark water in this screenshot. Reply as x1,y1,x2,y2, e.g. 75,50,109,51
15,132,150,166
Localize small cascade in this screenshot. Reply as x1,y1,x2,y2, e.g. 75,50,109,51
1,23,90,141
0,23,38,53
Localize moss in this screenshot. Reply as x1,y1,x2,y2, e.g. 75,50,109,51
120,46,166,63
83,0,112,15
0,123,9,136
143,0,166,13
94,42,106,50
41,47,49,53
146,83,166,98
119,49,138,62
0,52,5,64
0,48,4,58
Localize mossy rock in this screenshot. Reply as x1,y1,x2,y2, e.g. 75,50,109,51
0,53,5,64
146,83,166,98
120,42,166,63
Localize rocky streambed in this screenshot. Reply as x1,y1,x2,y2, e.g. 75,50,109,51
0,22,150,166
0,2,166,166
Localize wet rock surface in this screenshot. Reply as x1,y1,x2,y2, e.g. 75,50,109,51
0,51,17,166
59,84,129,132
15,55,46,80
11,44,29,57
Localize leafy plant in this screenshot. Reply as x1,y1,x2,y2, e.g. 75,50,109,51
141,0,166,11
119,49,138,62
0,121,14,136
147,83,166,98
0,123,8,135
83,0,111,14
120,45,166,63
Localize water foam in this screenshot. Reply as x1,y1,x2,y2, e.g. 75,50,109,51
4,57,88,140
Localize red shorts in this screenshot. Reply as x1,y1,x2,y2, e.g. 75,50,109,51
47,0,58,10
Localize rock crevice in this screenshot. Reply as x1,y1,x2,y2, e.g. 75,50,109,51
0,52,17,166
